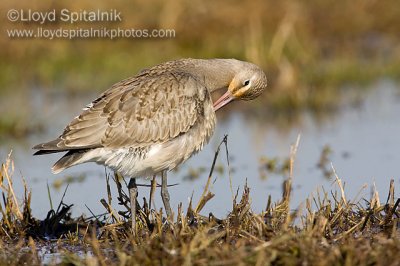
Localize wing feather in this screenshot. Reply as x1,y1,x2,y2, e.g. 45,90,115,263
34,71,211,151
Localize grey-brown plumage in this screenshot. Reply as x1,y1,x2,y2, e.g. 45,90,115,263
34,58,267,176
34,58,267,225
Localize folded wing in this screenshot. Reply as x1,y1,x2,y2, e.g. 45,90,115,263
34,71,210,153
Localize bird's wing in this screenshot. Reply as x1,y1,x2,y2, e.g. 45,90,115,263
34,72,212,151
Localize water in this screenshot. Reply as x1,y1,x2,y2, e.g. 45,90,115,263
1,79,399,219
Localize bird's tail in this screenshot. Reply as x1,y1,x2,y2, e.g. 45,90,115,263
52,150,89,174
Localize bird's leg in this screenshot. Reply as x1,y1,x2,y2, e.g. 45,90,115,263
149,175,157,210
161,171,173,220
128,178,138,234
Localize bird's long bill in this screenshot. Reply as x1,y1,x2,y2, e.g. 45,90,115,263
213,90,234,111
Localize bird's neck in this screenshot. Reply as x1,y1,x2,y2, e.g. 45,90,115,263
183,59,242,92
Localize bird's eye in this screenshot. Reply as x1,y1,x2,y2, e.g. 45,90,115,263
244,80,250,86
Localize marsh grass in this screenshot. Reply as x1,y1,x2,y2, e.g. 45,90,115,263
0,144,399,265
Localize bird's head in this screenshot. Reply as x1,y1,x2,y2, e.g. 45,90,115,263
213,64,267,111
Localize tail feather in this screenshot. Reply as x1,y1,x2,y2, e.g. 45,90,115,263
33,138,98,154
33,149,62,155
52,149,89,174
33,139,63,151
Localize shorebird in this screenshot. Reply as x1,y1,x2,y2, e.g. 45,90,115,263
33,58,267,231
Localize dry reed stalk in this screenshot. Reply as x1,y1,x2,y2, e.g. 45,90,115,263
194,136,228,214
1,153,23,220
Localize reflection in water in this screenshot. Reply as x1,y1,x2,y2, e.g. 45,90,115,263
0,80,399,218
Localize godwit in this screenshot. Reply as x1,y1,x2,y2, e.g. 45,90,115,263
33,58,267,231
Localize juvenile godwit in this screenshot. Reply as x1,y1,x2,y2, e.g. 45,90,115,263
33,58,267,230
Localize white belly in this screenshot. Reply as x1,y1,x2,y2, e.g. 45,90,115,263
84,125,213,178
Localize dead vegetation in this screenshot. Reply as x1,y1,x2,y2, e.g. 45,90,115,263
0,143,399,265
